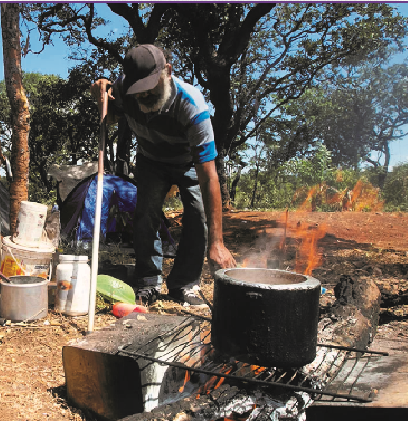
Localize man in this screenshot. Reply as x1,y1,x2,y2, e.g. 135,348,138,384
91,44,236,307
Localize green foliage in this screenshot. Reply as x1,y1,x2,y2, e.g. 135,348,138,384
231,144,335,209
279,62,408,170
22,3,408,160
163,196,183,211
326,168,363,192
0,70,101,204
230,142,390,211
8,4,408,208
232,160,408,213
381,163,408,211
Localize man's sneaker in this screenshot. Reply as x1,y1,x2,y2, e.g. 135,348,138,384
168,286,208,308
133,286,161,306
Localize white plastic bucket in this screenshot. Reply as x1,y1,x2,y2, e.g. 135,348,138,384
55,255,91,316
0,236,54,280
13,201,48,247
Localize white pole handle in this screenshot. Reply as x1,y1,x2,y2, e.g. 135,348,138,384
88,90,108,333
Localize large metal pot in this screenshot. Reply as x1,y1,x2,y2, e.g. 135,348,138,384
212,268,320,367
0,276,48,322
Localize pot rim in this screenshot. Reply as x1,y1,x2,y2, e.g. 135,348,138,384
0,276,49,287
214,267,320,290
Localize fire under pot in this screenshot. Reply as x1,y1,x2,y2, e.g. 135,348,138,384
212,268,321,367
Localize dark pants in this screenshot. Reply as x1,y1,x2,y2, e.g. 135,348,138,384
133,154,207,290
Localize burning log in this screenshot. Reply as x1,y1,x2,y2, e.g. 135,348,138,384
301,274,382,394
330,275,381,349
380,289,408,308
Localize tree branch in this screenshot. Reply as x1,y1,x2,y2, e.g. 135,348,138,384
219,3,276,62
84,4,123,65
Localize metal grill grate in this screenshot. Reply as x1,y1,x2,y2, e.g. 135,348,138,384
117,315,387,404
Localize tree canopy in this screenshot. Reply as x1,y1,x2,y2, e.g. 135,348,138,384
23,3,407,146
15,3,408,204
274,61,408,182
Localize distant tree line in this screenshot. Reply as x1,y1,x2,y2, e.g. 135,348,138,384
0,3,407,212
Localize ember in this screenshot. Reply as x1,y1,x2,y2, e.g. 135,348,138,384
196,364,233,397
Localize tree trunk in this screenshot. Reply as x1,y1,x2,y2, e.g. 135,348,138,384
1,3,30,236
116,116,132,175
68,128,78,165
207,60,234,210
378,139,391,190
250,162,259,209
215,153,230,211
229,166,242,203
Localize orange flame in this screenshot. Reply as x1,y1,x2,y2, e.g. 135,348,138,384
179,370,191,393
325,187,348,208
293,220,326,275
250,365,267,375
213,367,232,390
277,206,326,275
343,180,383,212
240,209,326,276
194,364,234,399
291,180,383,212
193,363,267,401
297,184,321,212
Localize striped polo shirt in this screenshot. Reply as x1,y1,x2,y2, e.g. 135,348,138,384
111,75,217,165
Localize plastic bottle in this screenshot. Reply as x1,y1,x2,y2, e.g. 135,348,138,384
55,255,91,316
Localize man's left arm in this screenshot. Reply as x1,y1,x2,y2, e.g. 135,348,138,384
195,160,237,272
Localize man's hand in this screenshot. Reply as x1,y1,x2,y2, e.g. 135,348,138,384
90,79,115,120
195,160,237,275
208,241,237,276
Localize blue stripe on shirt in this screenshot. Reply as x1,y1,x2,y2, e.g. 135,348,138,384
191,110,211,126
175,81,196,107
191,141,217,164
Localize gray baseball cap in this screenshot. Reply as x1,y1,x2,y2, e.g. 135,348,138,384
123,45,166,95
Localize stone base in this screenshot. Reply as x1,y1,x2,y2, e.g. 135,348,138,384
63,313,206,420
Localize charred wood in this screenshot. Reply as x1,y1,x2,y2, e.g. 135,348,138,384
379,311,408,324
380,290,408,308
329,275,381,349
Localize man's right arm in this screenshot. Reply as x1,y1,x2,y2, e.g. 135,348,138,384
90,78,118,125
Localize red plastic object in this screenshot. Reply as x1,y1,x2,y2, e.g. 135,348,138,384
112,302,148,318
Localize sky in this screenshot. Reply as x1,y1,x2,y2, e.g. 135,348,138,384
0,2,408,169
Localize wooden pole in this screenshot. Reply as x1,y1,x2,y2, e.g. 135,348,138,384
88,91,108,333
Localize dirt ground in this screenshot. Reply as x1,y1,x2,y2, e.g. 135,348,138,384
1,210,408,420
